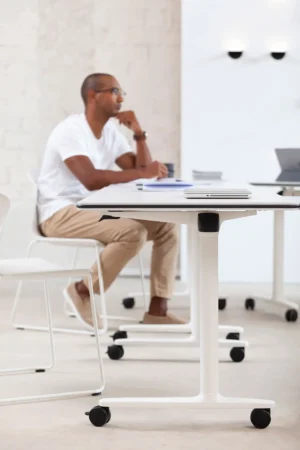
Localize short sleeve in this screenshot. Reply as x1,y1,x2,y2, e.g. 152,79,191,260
55,125,89,162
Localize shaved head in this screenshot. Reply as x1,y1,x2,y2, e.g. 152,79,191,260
80,72,124,119
80,73,114,105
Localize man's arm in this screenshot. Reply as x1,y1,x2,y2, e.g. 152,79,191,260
64,155,167,190
115,111,152,170
135,138,152,168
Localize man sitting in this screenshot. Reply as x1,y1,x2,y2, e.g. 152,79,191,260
37,73,185,326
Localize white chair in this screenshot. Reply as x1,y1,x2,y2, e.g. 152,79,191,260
0,193,105,405
10,169,147,336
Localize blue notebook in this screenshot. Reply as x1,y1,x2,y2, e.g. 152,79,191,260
138,180,194,191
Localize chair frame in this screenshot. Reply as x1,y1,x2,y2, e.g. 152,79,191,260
10,170,147,336
0,193,105,405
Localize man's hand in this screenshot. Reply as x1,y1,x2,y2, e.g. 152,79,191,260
116,111,142,135
141,161,168,179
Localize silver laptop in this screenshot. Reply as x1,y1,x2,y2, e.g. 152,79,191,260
184,183,252,199
275,148,300,182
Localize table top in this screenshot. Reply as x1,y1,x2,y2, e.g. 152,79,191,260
251,181,300,187
77,185,300,212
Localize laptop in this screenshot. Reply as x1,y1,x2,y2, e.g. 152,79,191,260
184,182,252,199
275,148,300,182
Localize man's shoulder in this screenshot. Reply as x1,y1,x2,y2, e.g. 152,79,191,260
46,114,86,146
54,114,86,134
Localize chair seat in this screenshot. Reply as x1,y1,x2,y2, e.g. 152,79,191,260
34,236,105,248
0,258,88,278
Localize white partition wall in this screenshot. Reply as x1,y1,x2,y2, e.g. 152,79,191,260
181,0,300,283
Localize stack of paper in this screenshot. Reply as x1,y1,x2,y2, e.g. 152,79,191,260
192,170,223,181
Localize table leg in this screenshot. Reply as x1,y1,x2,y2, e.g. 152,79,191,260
94,213,273,429
245,210,298,322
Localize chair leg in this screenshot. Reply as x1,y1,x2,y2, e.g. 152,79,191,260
11,241,95,336
43,280,55,370
11,240,37,326
0,276,105,405
12,240,137,337
63,247,79,318
94,245,138,324
137,253,148,311
87,273,105,394
0,280,55,376
95,246,108,332
120,253,150,312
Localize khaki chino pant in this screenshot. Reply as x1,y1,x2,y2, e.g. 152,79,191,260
40,205,178,299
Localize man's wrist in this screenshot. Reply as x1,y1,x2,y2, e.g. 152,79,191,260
133,130,147,141
136,167,146,178
133,126,143,134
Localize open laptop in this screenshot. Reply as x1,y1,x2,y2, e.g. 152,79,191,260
275,148,300,182
184,182,252,199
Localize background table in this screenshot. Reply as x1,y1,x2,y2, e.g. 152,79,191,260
249,181,300,322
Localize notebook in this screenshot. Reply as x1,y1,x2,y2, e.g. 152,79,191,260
137,180,194,191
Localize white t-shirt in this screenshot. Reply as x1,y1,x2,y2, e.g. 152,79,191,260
37,113,132,224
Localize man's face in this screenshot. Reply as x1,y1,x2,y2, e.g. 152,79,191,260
93,76,125,118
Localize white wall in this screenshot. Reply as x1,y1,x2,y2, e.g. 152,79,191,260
0,0,181,268
0,1,39,201
0,0,180,203
182,0,300,283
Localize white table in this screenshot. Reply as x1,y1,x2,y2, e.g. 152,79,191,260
78,186,300,428
249,182,300,322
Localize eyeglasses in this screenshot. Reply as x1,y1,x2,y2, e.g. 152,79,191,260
94,87,126,97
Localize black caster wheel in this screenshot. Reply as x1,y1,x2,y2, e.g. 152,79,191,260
122,297,135,309
86,406,111,427
285,309,298,322
226,332,240,340
245,298,255,311
250,408,271,429
107,345,124,360
218,298,227,310
111,330,128,341
230,347,245,363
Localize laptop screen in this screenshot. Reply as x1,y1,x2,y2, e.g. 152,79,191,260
275,148,300,182
275,148,300,171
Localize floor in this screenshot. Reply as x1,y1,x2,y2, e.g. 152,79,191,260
0,278,300,450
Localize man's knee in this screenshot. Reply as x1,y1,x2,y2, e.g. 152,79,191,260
118,221,147,249
165,223,178,243
156,222,178,246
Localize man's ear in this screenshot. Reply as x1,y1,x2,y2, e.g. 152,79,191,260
87,89,95,103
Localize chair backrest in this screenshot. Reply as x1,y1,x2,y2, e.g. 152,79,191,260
0,193,11,233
